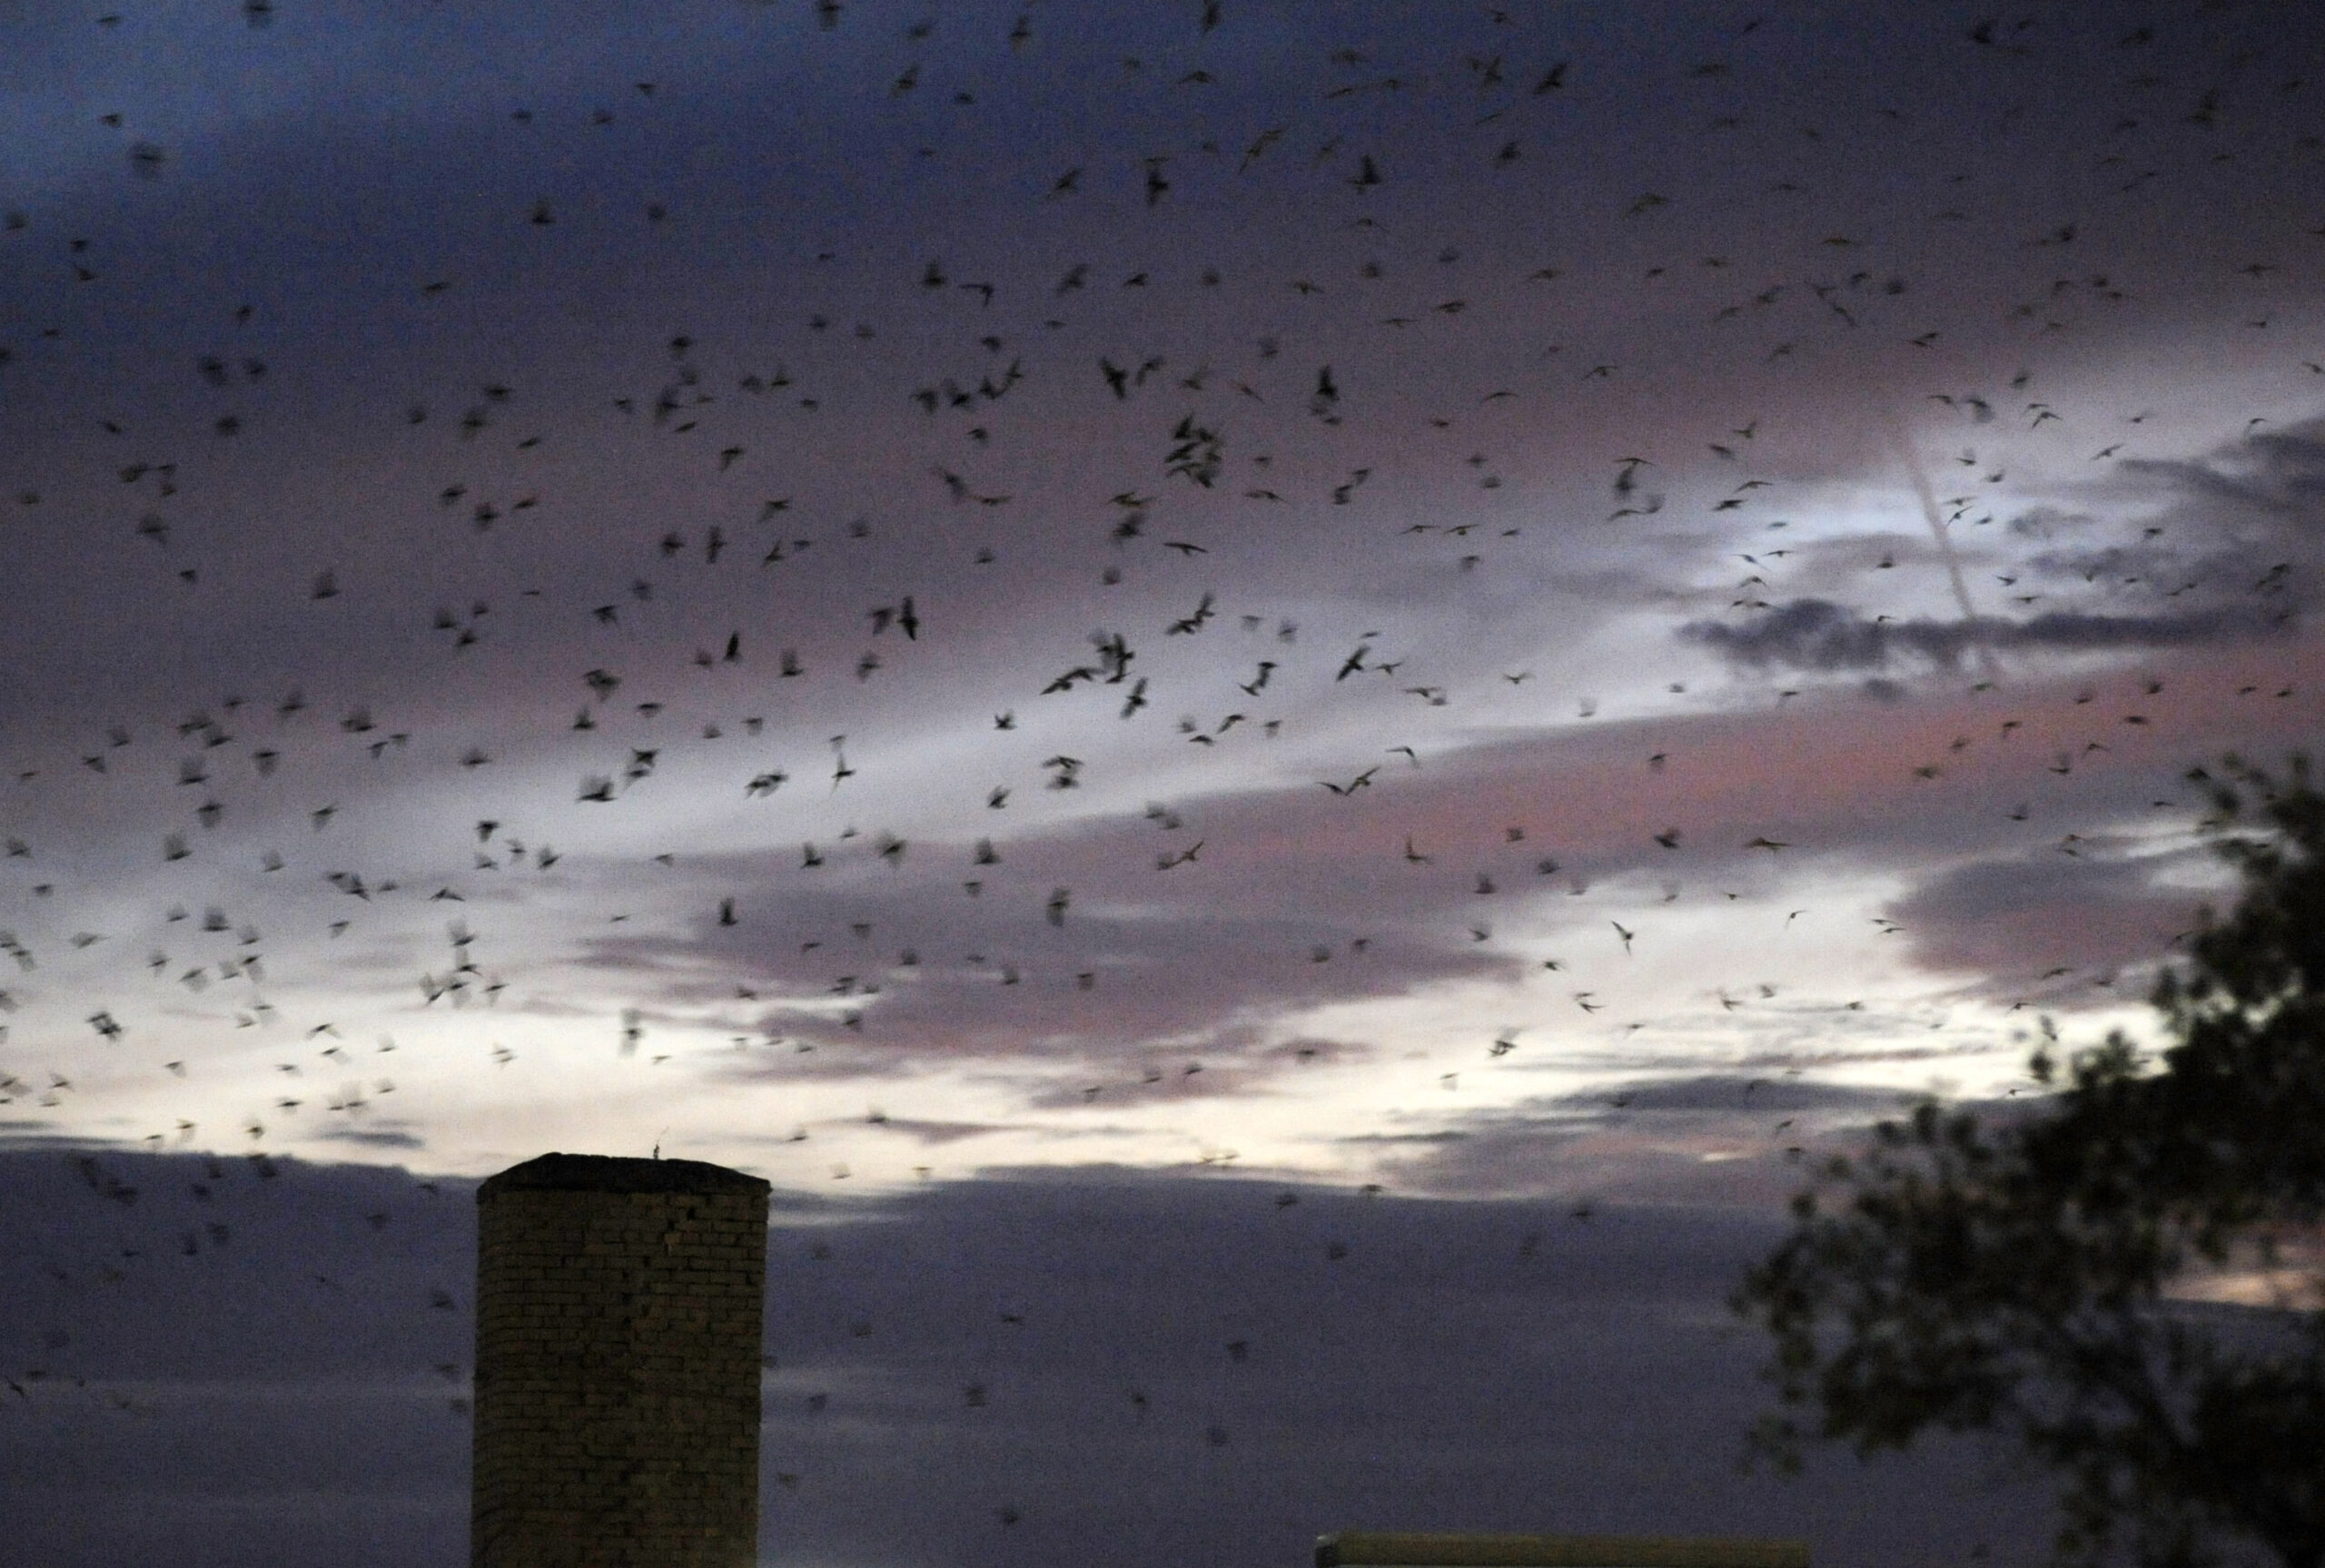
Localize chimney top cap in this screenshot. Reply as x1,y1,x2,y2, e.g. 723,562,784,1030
480,1151,770,1199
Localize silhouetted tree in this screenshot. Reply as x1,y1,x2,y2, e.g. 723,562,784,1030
1732,756,2325,1568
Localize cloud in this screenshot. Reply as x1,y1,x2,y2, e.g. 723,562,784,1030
547,805,1536,1086
0,1146,2077,1568
1682,597,2250,673
1882,845,2216,1002
311,1122,428,1149
1364,1075,1932,1205
1682,420,2325,676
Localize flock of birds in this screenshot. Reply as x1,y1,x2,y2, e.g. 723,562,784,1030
1,7,2317,1118
0,11,2320,1535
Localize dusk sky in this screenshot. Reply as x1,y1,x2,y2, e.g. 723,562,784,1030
3,1,2321,1563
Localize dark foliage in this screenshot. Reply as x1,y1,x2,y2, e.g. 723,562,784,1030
1732,756,2325,1568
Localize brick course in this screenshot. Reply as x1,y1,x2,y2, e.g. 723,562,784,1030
472,1153,769,1568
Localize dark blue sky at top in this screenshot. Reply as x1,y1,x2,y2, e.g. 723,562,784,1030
4,0,2317,722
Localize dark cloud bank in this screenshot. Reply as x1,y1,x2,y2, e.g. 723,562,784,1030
12,1139,2300,1568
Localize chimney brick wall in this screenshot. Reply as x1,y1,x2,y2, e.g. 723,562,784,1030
472,1153,769,1568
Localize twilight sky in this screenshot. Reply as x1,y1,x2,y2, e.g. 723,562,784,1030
2,1,2321,1563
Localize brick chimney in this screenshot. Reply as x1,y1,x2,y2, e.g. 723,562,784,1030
472,1152,770,1568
